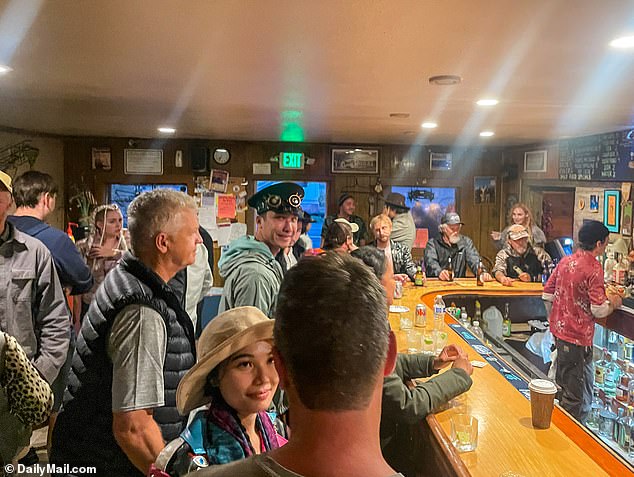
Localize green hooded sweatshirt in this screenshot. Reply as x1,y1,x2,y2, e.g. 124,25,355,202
218,236,284,317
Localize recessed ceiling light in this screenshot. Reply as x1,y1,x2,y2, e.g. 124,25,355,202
610,35,634,48
157,127,176,134
476,98,499,106
421,122,438,129
0,65,12,75
428,74,462,85
389,113,410,119
479,131,495,137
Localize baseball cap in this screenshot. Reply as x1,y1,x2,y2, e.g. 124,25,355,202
441,212,463,225
508,224,529,240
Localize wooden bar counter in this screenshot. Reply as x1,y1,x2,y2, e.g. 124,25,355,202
388,279,631,477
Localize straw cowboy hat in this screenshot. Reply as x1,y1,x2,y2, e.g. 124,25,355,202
176,306,274,414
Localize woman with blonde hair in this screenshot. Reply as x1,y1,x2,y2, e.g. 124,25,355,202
75,204,128,316
491,202,546,250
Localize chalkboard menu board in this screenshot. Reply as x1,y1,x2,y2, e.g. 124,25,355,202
559,130,634,181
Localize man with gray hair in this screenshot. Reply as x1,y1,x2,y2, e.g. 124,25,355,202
51,189,202,477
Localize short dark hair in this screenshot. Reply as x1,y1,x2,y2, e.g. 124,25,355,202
12,171,58,207
322,222,350,250
578,220,609,251
274,252,389,410
351,246,387,280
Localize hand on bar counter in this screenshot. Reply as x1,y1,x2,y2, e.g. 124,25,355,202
433,344,471,373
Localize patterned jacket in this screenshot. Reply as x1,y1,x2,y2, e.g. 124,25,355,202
370,240,418,281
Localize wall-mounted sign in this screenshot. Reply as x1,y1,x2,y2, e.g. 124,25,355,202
279,152,305,170
124,149,163,175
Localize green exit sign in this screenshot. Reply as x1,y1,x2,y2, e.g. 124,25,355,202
279,152,305,170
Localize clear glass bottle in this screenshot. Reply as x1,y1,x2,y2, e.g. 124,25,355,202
586,389,602,432
599,398,617,438
625,405,634,457
460,307,469,328
433,295,446,331
614,407,625,443
604,352,621,399
471,320,485,341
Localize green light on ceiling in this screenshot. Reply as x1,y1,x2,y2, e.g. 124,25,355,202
280,110,305,142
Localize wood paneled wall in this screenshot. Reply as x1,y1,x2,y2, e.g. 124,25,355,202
63,137,506,261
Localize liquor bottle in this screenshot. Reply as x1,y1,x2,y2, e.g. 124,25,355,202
599,398,617,437
586,389,602,432
476,261,485,286
628,374,634,407
622,405,634,455
614,407,625,443
603,352,620,398
474,300,482,325
502,302,512,338
595,349,609,391
617,363,633,403
414,266,425,286
471,320,484,340
447,256,454,281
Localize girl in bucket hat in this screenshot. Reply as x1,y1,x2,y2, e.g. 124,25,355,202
151,307,285,476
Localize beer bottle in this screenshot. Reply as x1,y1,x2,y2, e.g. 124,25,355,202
447,256,454,281
503,302,512,337
476,261,484,286
414,266,425,286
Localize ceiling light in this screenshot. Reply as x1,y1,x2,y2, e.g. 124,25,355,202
480,131,495,137
428,74,462,85
0,65,12,75
157,127,176,134
477,98,499,106
421,122,438,129
389,113,410,119
610,35,634,49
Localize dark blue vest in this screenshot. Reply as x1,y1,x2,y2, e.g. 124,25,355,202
51,253,196,476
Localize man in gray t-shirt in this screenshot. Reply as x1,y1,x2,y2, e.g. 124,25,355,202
196,253,402,477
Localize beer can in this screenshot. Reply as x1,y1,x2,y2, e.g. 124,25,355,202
415,304,426,328
394,280,403,299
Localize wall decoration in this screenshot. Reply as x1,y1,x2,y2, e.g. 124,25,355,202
124,149,163,175
92,147,111,170
474,176,496,204
429,152,452,171
524,150,547,172
603,190,621,233
331,148,379,174
210,169,229,193
0,140,39,173
589,194,599,212
622,201,633,236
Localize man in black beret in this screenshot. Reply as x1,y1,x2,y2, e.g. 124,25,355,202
321,192,367,247
218,182,304,316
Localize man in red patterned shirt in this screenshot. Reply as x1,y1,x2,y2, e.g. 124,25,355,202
542,220,622,421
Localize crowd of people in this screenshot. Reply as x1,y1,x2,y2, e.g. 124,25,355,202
0,175,624,477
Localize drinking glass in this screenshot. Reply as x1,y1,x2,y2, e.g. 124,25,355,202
451,414,478,452
407,331,422,354
434,330,449,354
422,332,435,355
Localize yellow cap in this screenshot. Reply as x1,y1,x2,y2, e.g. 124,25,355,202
0,171,12,193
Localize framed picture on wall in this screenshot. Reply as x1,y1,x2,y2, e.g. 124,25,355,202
331,148,379,174
474,176,496,204
92,147,112,171
429,152,452,171
622,201,633,236
524,150,547,172
603,190,621,233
